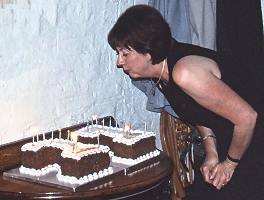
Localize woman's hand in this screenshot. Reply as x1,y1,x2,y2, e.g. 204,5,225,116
209,159,238,190
200,153,219,184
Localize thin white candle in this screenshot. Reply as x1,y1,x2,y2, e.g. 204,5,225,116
115,120,118,129
71,132,78,153
59,128,61,139
123,123,131,138
109,118,111,127
43,130,45,141
51,130,54,140
29,128,35,144
102,118,105,127
144,122,147,132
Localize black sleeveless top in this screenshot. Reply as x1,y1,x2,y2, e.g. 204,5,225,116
159,39,233,158
162,39,264,199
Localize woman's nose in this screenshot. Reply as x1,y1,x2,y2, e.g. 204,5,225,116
117,55,125,67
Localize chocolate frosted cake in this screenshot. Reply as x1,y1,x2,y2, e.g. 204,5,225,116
73,125,160,165
111,133,156,159
58,143,110,179
110,130,160,165
20,122,160,185
20,139,113,185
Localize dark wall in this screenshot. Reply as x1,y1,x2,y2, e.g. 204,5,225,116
216,0,264,112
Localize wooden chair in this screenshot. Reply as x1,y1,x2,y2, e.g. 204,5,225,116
160,111,194,200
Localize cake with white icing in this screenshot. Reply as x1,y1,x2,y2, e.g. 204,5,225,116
73,125,160,165
19,123,160,185
20,139,113,185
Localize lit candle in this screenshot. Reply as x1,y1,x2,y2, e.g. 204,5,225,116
71,132,78,153
123,123,131,138
59,128,61,139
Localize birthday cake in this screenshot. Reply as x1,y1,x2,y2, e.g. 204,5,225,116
20,139,113,185
19,122,160,185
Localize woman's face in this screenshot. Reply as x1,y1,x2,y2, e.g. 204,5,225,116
116,47,152,79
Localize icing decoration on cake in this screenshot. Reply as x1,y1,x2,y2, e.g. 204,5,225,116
111,150,160,165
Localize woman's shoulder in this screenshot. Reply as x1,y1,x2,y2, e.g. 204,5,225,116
172,55,221,86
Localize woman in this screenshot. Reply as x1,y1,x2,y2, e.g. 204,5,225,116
108,5,263,200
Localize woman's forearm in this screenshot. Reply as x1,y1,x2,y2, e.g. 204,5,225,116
227,112,257,161
196,126,218,158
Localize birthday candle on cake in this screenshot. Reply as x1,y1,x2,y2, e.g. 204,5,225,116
33,128,39,142
59,128,61,139
144,122,147,132
29,127,35,144
51,130,54,140
71,132,78,153
102,118,105,127
43,130,45,141
124,123,131,138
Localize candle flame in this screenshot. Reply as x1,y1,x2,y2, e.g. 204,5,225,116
92,115,98,120
29,127,39,136
124,123,131,132
71,132,78,142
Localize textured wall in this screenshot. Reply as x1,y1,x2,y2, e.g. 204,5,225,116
0,0,161,147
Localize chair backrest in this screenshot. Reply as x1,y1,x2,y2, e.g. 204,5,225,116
160,111,194,199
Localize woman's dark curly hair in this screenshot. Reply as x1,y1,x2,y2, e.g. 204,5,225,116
108,5,171,64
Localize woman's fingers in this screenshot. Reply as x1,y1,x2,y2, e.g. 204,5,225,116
200,166,211,183
209,164,218,180
210,162,235,190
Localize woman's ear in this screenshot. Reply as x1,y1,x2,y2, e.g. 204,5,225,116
146,53,152,62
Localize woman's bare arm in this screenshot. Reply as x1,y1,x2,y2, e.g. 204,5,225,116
172,55,257,189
